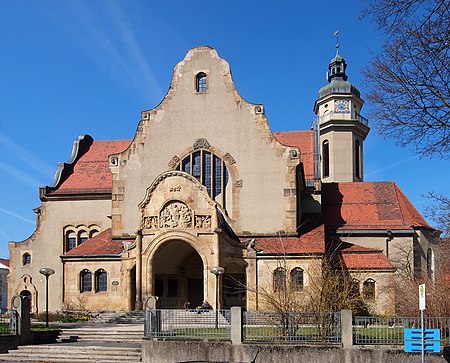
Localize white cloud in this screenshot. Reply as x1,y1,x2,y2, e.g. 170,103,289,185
365,154,419,178
0,208,35,225
0,161,44,189
0,132,54,177
57,1,163,100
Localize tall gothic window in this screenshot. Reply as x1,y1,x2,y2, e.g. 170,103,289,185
95,269,108,292
350,279,360,298
273,267,286,293
363,278,375,301
78,231,88,245
196,72,207,93
177,150,229,207
66,231,77,252
322,140,330,178
80,269,92,292
290,267,304,291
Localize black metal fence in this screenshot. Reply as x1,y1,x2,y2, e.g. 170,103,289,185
243,311,341,344
353,315,450,345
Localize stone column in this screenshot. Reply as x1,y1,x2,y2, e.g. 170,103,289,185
135,230,143,310
231,306,242,345
341,309,353,348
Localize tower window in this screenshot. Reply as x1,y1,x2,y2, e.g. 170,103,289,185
355,139,361,179
322,140,330,178
22,253,31,266
196,72,207,93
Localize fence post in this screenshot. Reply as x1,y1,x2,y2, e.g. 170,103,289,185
341,309,353,348
231,306,242,345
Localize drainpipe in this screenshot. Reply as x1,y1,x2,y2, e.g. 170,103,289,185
386,230,393,258
136,230,142,310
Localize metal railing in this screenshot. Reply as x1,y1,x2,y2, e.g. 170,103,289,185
243,311,341,344
145,309,231,340
0,311,14,335
312,111,369,126
353,316,450,345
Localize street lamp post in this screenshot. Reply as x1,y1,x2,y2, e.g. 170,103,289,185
210,266,225,329
39,267,55,328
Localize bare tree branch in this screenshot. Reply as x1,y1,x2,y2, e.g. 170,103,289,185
425,192,450,236
362,0,450,158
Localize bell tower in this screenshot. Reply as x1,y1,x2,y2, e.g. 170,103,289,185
313,36,370,182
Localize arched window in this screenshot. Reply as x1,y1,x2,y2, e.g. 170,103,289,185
427,248,434,279
290,267,304,291
355,139,361,179
66,231,77,252
196,72,207,93
350,279,360,298
322,140,330,178
22,253,31,266
273,267,286,293
90,230,99,238
78,231,88,245
363,278,375,301
80,269,92,292
95,269,107,292
177,150,229,207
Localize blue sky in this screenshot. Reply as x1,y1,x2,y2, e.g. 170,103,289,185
0,1,448,259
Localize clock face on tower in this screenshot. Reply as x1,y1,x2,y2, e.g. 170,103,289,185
334,100,350,113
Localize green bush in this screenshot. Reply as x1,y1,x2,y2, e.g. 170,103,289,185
35,311,92,323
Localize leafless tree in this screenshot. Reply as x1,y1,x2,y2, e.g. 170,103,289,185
362,0,450,158
390,238,450,316
241,237,369,338
425,192,450,237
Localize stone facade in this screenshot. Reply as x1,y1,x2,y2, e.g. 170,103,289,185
0,259,9,312
7,46,438,316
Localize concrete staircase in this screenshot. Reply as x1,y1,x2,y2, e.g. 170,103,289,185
0,324,143,362
88,310,145,324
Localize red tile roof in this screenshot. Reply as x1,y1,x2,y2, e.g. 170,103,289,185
249,225,325,254
63,228,124,257
322,182,433,231
342,252,395,270
274,130,314,179
51,140,131,194
0,258,9,268
335,241,394,270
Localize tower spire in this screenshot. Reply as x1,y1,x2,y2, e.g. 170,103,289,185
327,31,348,82
334,30,339,55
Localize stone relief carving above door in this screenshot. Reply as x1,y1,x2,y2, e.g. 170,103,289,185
159,201,192,229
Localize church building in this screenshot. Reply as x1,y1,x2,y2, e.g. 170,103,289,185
8,46,438,315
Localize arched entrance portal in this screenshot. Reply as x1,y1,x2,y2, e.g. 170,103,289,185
152,240,204,308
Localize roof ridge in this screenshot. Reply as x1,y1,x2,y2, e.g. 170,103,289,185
392,182,433,229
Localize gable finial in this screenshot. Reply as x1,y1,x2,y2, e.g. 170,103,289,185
333,30,339,55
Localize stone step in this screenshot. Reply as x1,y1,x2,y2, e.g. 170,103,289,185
0,357,140,363
89,311,145,324
58,337,142,343
4,352,141,360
